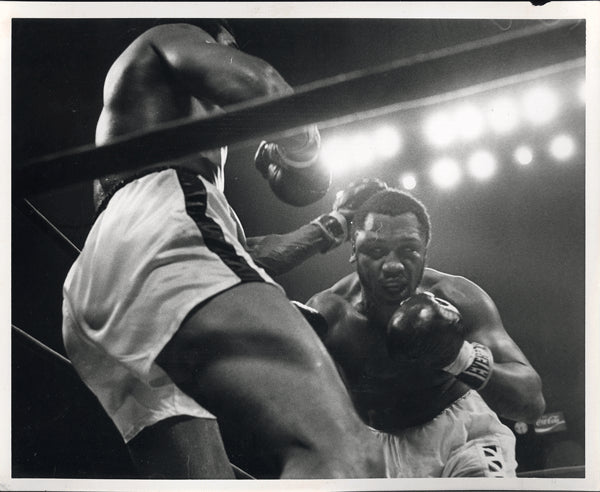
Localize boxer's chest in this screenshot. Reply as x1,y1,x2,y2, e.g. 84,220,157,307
329,315,459,430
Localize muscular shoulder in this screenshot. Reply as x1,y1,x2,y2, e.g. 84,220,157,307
422,268,485,302
116,24,213,67
105,24,210,92
422,268,501,336
307,273,358,326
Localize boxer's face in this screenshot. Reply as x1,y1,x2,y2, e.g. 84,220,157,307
353,212,427,306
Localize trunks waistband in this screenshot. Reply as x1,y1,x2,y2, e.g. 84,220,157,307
94,165,204,220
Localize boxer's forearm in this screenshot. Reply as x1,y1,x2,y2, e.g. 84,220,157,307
478,361,545,423
246,223,330,276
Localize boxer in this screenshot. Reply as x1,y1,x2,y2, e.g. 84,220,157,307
62,22,384,478
304,188,546,477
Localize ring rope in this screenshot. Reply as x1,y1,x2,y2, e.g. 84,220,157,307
14,203,257,479
11,322,256,480
13,319,585,480
15,198,82,256
12,323,72,366
14,20,583,196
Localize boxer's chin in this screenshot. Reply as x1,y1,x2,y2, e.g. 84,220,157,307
380,284,409,304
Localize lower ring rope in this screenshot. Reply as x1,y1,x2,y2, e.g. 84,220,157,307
12,323,257,479
16,193,256,478
12,323,72,366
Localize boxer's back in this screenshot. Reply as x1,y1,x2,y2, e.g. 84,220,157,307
94,24,227,205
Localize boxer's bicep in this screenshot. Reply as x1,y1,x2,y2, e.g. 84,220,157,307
456,279,532,367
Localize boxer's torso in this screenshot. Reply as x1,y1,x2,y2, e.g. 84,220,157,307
321,269,470,433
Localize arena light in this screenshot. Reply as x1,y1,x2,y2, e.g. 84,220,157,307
454,103,485,141
351,134,377,167
467,150,497,180
514,145,534,166
487,96,520,134
522,85,559,125
321,137,354,174
549,134,576,161
424,111,456,147
430,157,462,189
373,125,402,159
400,172,417,191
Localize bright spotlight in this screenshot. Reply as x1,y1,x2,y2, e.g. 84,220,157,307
373,125,402,158
468,150,497,180
424,111,456,147
454,104,485,141
400,173,417,190
487,96,520,134
549,134,575,161
351,134,377,167
514,146,533,166
321,137,354,174
430,157,462,189
522,85,559,125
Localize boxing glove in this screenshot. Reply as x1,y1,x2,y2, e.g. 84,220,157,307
387,292,493,389
254,126,331,207
292,300,329,339
387,292,465,368
311,178,389,252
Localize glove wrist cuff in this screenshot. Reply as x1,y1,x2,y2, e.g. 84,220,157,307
278,126,321,166
311,211,348,253
453,342,494,390
443,340,476,375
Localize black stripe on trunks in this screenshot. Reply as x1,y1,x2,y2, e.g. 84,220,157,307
176,168,264,284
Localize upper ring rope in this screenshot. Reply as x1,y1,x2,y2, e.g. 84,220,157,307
14,20,583,196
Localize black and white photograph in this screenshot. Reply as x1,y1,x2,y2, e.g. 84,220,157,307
3,2,599,491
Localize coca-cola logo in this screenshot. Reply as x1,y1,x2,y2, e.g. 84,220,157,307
534,412,567,434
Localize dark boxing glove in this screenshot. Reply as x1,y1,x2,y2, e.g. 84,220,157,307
387,292,493,389
254,126,331,207
387,292,465,367
292,300,329,339
311,178,389,252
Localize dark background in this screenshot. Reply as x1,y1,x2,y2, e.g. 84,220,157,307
11,18,585,478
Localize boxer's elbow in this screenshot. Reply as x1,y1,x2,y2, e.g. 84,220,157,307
516,372,545,423
524,374,546,422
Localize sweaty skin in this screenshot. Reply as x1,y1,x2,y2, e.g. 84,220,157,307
95,23,292,204
308,212,545,432
91,23,385,478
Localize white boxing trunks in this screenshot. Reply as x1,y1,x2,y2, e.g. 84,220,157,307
62,168,279,442
370,390,517,477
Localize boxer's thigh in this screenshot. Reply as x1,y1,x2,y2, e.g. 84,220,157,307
127,416,234,478
156,282,361,454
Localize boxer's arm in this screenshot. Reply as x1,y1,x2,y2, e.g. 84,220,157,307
134,23,293,105
247,178,391,274
246,223,333,277
448,276,546,423
97,23,295,142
